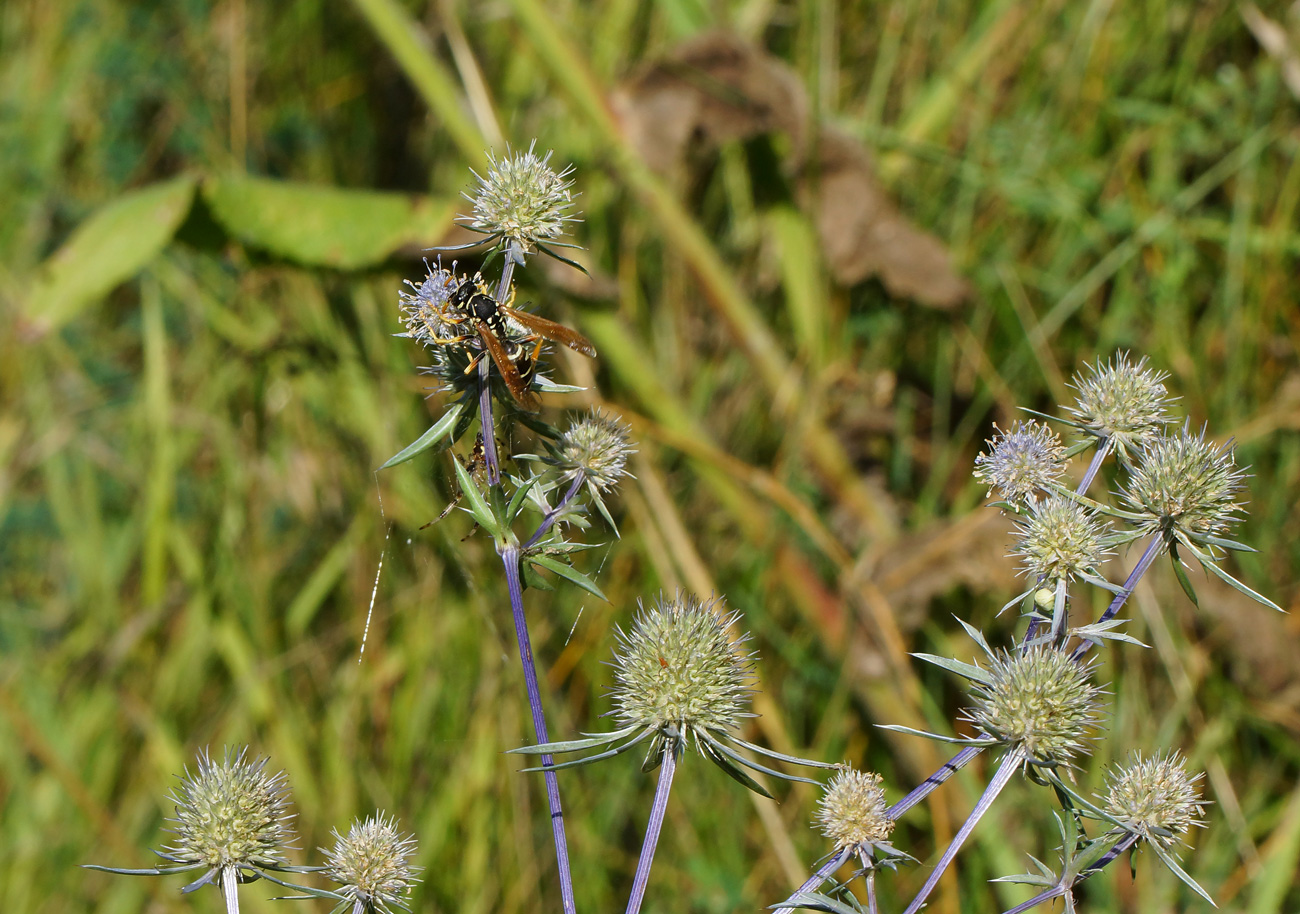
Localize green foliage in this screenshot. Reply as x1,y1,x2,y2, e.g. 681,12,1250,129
3,1,1299,913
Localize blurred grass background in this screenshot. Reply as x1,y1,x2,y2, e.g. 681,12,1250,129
4,0,1300,913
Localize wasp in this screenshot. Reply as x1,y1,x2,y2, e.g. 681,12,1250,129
434,275,596,411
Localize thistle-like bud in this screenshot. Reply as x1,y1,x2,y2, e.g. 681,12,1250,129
974,421,1066,505
1065,353,1172,459
162,747,295,872
398,261,463,351
465,142,577,254
965,648,1103,766
1119,423,1245,543
1103,752,1206,848
324,813,421,914
556,409,634,493
1011,496,1111,584
611,593,754,744
815,769,894,850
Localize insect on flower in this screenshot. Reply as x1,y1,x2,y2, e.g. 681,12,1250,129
435,274,596,410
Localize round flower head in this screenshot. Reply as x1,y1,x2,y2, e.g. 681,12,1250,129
965,648,1103,766
1119,423,1245,543
324,813,421,914
162,747,295,873
556,409,634,493
974,420,1066,505
465,142,577,254
611,593,755,747
815,768,894,850
398,261,464,351
1066,353,1172,459
1102,752,1206,848
1011,495,1111,584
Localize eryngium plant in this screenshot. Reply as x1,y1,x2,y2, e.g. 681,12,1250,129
85,747,306,914
322,814,421,914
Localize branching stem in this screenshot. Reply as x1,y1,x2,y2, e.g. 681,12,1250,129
625,745,678,914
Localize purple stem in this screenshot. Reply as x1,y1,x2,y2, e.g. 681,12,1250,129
772,846,853,914
887,745,983,819
998,833,1140,914
523,473,585,551
1071,534,1163,661
625,744,678,914
501,544,576,914
479,362,501,486
1076,439,1111,494
901,750,1023,914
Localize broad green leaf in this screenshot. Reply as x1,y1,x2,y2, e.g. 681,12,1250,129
528,553,608,601
380,403,465,469
202,175,456,269
22,174,198,334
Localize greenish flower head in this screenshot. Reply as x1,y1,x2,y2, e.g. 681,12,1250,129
611,593,755,742
815,768,894,850
1103,752,1206,848
974,420,1065,505
324,813,421,914
467,142,577,253
966,648,1103,766
164,747,294,871
1120,424,1245,542
557,409,634,492
1011,496,1110,584
1066,353,1172,459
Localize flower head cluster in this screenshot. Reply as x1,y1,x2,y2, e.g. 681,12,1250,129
465,142,577,255
1011,496,1111,584
555,409,634,493
324,813,421,914
974,421,1066,505
612,593,755,745
815,768,894,850
1102,752,1206,848
1065,353,1172,459
1119,424,1245,543
965,648,1103,766
162,747,295,874
398,261,463,350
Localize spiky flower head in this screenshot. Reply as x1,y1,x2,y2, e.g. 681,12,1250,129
611,593,755,747
1066,353,1172,459
965,648,1103,766
397,260,463,351
162,747,295,872
556,409,635,493
974,421,1066,505
1119,423,1245,544
1102,752,1206,848
465,141,577,254
1011,496,1111,584
815,768,894,850
324,813,421,914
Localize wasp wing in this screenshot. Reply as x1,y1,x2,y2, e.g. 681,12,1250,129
477,324,542,411
501,308,597,358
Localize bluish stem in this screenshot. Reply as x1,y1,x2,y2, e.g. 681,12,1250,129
219,866,240,914
1076,438,1111,494
772,846,854,914
479,362,500,486
901,749,1023,914
887,745,983,819
523,473,585,550
625,744,678,914
998,833,1139,914
501,544,576,914
1071,534,1162,661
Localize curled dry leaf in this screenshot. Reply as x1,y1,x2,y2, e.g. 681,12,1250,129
612,30,967,309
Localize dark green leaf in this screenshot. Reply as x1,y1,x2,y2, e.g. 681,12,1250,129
528,553,608,601
380,403,466,469
453,453,497,534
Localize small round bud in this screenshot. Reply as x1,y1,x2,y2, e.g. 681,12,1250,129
1066,353,1172,458
1011,496,1111,584
1119,424,1245,542
966,648,1103,765
612,593,754,741
974,421,1066,505
1103,752,1206,848
324,813,421,914
815,769,894,849
466,142,577,252
557,409,634,492
163,747,294,871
